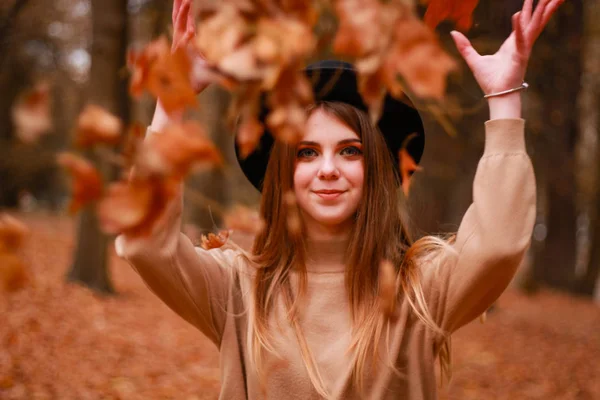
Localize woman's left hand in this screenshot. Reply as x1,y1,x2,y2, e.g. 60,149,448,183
451,0,564,96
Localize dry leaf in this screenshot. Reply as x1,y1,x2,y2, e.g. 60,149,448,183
379,260,397,319
0,251,28,292
0,213,29,252
97,178,174,236
283,191,302,236
200,230,230,250
424,0,480,32
121,123,146,170
11,81,52,144
129,37,198,114
399,147,422,197
75,104,123,148
135,121,222,180
57,152,104,214
387,18,456,100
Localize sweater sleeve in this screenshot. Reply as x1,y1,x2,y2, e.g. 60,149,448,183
115,177,237,348
424,119,537,334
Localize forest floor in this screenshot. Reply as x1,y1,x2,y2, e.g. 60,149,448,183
1,212,600,400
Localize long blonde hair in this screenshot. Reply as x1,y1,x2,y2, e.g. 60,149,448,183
248,101,452,397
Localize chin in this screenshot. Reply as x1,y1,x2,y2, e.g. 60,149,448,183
306,208,356,228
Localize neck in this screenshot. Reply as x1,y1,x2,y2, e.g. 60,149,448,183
303,224,352,273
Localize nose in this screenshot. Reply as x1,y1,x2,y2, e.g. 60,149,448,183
317,154,339,180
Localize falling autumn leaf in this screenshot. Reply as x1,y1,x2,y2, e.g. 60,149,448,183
11,81,52,144
0,213,29,252
121,123,146,169
423,0,480,32
57,152,104,214
379,260,398,319
283,191,302,236
135,121,222,180
128,37,198,114
200,230,231,250
399,133,423,196
75,104,123,148
334,0,455,115
387,17,456,100
0,251,29,292
96,178,175,236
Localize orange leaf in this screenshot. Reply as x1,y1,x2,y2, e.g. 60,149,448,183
75,104,123,148
283,191,302,236
97,178,174,236
0,251,28,292
378,260,398,319
200,230,230,250
0,214,28,252
121,123,146,170
399,144,423,197
385,17,456,100
57,153,104,214
424,0,480,32
129,37,198,114
136,121,222,180
11,81,52,144
237,116,264,159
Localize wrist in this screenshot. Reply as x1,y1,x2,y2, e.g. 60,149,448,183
487,92,522,120
150,99,183,132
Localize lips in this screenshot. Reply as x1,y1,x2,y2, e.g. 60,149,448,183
312,189,346,200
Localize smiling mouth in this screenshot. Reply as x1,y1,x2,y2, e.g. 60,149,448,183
313,190,346,200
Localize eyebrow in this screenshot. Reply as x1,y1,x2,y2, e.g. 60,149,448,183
298,139,362,146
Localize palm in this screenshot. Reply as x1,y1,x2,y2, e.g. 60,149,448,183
451,0,563,96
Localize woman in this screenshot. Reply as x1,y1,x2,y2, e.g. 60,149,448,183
117,0,561,398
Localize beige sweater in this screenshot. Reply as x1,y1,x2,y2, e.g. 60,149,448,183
116,119,536,399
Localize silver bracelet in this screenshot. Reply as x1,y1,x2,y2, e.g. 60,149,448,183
484,82,529,99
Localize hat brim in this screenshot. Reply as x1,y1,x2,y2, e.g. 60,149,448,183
235,61,425,192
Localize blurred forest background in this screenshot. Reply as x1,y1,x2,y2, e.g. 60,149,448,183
1,0,599,399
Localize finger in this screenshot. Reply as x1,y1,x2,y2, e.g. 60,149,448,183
186,5,196,34
173,0,182,24
450,30,481,68
541,0,564,27
529,0,551,31
176,0,191,35
513,12,526,50
521,0,533,24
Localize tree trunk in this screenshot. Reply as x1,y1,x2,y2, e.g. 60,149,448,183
531,1,583,291
67,0,129,293
574,0,600,296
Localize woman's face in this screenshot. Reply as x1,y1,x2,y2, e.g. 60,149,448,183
293,108,364,233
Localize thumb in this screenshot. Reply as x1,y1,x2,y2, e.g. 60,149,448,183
450,30,480,67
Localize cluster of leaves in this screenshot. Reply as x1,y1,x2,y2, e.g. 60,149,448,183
9,0,481,253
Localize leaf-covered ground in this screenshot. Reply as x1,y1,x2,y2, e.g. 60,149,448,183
1,212,599,399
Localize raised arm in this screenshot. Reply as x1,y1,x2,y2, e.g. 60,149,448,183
116,0,233,346
429,0,562,332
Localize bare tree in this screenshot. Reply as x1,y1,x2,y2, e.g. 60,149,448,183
529,0,583,291
67,0,129,293
575,0,600,296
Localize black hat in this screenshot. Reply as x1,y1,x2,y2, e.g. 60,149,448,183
235,60,425,192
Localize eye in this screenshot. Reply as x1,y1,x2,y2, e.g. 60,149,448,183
297,148,318,158
340,146,362,156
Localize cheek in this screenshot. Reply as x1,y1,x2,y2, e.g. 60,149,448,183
345,162,364,191
293,162,315,190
